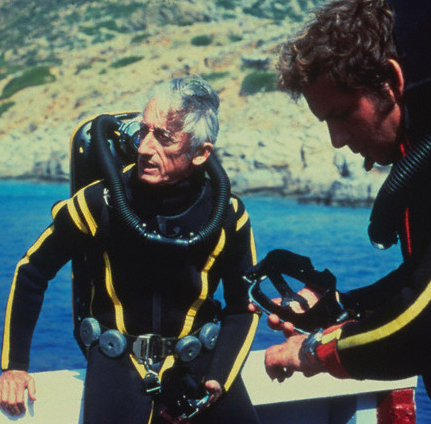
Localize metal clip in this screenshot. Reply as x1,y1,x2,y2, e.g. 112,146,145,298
132,334,162,365
143,369,162,396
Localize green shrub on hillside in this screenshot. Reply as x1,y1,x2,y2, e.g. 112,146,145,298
99,20,120,32
0,62,21,82
228,34,243,42
239,71,277,96
110,55,144,69
0,101,15,117
92,33,116,44
75,63,92,75
216,0,238,9
201,71,230,82
131,33,150,44
191,35,213,46
87,3,141,20
0,66,56,99
243,0,307,22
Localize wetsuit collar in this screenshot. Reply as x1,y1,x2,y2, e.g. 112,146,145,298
128,166,206,218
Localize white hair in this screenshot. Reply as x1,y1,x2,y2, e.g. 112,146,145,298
152,76,220,152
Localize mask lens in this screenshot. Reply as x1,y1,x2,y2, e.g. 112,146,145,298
122,120,141,151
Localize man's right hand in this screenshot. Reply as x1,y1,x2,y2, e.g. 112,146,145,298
0,370,36,415
248,286,323,337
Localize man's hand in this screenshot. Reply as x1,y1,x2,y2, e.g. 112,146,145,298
204,379,223,406
264,334,324,382
249,286,323,337
0,370,36,415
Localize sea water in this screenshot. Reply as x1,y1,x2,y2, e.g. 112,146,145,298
0,180,430,423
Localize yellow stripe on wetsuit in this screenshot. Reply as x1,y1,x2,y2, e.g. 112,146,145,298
178,229,227,338
338,279,431,351
1,226,54,369
66,184,100,236
67,186,126,333
224,218,258,390
224,313,259,391
236,211,249,231
104,252,128,334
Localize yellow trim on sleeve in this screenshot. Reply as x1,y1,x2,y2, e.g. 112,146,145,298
231,197,238,213
338,279,431,351
178,229,226,338
67,198,89,234
1,226,54,369
250,228,257,266
51,200,68,218
77,190,97,236
236,211,249,232
103,252,127,334
224,313,259,391
321,328,343,345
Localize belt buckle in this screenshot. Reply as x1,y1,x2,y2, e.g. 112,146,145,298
132,334,162,365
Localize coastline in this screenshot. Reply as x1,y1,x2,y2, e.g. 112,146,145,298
0,1,389,207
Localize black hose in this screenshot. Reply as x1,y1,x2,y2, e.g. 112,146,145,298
90,114,230,251
368,132,431,248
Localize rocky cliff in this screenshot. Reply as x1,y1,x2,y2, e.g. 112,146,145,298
0,0,389,205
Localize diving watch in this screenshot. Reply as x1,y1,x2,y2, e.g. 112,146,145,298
301,328,324,364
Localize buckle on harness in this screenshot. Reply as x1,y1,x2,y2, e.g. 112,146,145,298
133,334,175,365
143,369,162,395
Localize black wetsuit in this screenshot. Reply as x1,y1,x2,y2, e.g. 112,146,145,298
314,0,431,398
1,166,261,424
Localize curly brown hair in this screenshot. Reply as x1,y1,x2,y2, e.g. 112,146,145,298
277,0,399,100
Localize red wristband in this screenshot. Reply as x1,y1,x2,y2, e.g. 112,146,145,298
315,323,353,379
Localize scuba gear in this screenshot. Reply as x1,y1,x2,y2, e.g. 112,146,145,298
80,317,102,347
79,317,220,363
99,329,127,358
88,114,231,251
246,249,349,333
70,112,231,353
198,322,220,350
368,0,431,250
368,133,431,250
132,334,177,365
158,366,210,424
174,335,202,363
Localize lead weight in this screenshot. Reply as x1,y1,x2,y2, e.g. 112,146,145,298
99,329,127,358
199,323,220,350
174,335,202,362
80,317,101,347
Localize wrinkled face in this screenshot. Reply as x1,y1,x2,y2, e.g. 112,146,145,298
137,98,194,185
303,77,403,169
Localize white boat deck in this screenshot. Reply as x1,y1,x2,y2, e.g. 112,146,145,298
0,350,417,424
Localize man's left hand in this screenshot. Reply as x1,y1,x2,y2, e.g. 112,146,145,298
204,380,223,406
264,334,324,382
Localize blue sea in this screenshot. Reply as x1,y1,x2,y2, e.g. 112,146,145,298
0,180,430,423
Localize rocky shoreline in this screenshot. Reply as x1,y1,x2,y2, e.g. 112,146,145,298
0,0,389,206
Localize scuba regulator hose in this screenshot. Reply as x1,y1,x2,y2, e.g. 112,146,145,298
368,132,431,249
90,114,231,251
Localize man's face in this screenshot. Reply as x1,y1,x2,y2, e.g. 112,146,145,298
137,98,194,185
303,77,403,169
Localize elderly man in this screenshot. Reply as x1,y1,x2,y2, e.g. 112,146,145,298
254,0,431,400
0,77,261,424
